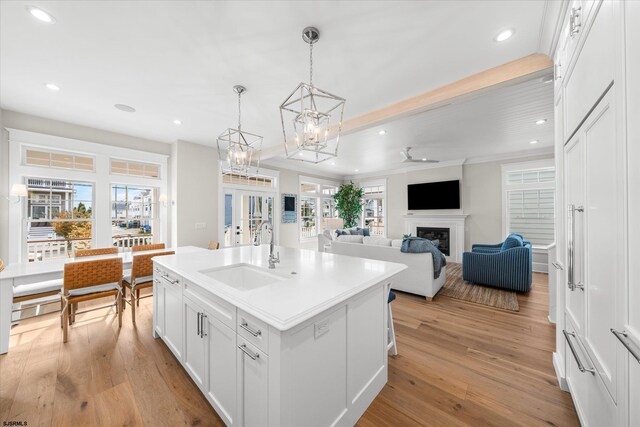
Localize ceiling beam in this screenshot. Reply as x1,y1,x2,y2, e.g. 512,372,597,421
261,53,552,160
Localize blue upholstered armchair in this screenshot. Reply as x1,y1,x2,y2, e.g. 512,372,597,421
462,233,533,292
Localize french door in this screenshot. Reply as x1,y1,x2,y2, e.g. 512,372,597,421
223,189,274,247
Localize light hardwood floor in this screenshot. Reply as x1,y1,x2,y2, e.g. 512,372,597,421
0,272,578,426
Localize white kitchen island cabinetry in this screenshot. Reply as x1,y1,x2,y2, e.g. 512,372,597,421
152,245,406,427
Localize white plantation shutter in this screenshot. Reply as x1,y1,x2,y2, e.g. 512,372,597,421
508,189,555,245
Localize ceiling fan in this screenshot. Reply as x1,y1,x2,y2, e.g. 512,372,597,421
400,147,439,164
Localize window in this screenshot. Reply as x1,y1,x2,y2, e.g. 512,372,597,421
222,172,274,188
503,161,555,247
24,147,94,171
111,159,160,178
362,181,386,237
26,178,94,261
299,178,340,240
111,185,158,250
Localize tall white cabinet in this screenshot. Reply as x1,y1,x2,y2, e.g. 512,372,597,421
553,1,639,425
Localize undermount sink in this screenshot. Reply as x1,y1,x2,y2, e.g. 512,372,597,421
200,263,288,291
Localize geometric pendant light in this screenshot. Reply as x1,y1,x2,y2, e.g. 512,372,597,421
217,85,262,175
280,26,346,164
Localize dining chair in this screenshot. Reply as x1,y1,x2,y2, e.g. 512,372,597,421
61,257,123,343
0,258,4,272
75,247,118,257
122,250,174,324
132,243,165,252
208,241,220,250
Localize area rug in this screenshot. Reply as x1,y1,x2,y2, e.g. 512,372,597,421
439,263,519,311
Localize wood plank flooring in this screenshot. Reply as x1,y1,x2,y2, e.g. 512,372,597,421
0,272,578,426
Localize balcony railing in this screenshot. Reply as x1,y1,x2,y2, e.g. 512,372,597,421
112,234,153,248
27,178,74,190
26,234,154,262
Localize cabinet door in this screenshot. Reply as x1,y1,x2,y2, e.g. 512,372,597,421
564,130,586,335
625,1,640,424
184,297,206,391
163,281,183,360
153,278,164,338
237,339,268,427
581,89,621,402
206,315,237,426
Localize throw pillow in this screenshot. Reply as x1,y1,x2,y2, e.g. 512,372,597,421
430,239,440,247
335,229,348,236
501,233,524,251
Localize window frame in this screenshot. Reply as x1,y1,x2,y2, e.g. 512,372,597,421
298,176,341,241
7,129,168,264
360,179,387,237
501,159,556,249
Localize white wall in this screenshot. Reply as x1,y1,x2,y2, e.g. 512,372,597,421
172,140,219,248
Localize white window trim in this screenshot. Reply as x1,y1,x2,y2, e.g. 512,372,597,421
7,129,168,264
501,159,555,250
298,175,341,241
360,178,387,237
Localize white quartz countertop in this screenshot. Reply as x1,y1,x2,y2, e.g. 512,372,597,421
154,245,407,332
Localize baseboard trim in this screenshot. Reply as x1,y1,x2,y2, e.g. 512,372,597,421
553,351,569,392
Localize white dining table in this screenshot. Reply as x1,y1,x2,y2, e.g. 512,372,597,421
0,245,207,354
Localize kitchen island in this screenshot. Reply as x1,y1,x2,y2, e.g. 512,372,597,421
152,245,406,427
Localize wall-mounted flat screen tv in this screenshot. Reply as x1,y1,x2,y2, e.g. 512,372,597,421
407,180,460,210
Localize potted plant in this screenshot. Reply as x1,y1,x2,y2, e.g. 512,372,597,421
333,182,364,228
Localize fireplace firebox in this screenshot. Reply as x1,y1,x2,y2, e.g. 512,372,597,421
416,227,450,256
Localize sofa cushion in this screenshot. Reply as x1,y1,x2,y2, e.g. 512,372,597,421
363,236,391,247
501,233,524,251
335,229,349,236
391,239,403,248
336,235,364,243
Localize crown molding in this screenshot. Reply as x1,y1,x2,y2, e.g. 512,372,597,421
463,147,554,165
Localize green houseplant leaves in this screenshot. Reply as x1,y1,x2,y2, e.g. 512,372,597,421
333,182,364,228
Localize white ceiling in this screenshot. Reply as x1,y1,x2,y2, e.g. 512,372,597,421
0,0,554,176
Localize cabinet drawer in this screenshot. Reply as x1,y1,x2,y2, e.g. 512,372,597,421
564,0,614,140
237,310,269,355
153,263,182,290
183,280,236,330
564,317,616,426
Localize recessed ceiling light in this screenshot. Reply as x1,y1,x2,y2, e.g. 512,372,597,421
299,152,304,156
25,6,56,23
536,119,547,125
114,104,136,113
44,83,60,91
378,130,386,135
355,169,359,172
422,158,427,161
494,29,514,42
173,119,182,125
530,140,539,144
330,162,335,166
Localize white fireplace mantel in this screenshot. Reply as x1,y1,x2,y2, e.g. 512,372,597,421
403,213,468,263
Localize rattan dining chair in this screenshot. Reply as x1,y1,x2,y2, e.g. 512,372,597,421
0,258,4,272
122,250,174,324
132,243,165,252
208,241,220,250
61,257,123,343
74,247,118,257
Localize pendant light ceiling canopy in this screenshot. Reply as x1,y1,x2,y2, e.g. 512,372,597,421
280,26,346,164
217,85,262,175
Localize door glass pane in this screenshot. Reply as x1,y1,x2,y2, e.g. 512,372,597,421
224,193,233,247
